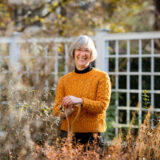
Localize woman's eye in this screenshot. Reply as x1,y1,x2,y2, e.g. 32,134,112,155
77,49,90,52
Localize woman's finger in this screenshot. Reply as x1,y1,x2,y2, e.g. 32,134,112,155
62,98,73,108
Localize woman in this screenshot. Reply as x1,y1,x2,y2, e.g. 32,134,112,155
53,35,111,151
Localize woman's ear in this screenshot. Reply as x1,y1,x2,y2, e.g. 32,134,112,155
89,52,92,62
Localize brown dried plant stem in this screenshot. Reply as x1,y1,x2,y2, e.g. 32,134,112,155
64,104,81,159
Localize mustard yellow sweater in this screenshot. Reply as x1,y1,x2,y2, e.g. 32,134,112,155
53,68,111,133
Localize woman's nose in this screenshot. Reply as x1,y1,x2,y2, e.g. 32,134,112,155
80,50,86,55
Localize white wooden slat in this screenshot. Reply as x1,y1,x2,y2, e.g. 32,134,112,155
54,44,58,83
118,107,160,112
111,89,160,94
64,44,68,74
115,40,119,136
107,54,160,58
151,39,155,128
127,40,130,124
103,32,160,41
109,72,160,75
138,39,142,126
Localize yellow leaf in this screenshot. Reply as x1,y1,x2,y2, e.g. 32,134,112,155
110,23,116,29
57,46,62,52
0,23,6,27
40,18,45,23
128,12,133,17
35,15,39,20
116,26,125,33
58,14,62,19
6,13,10,17
24,105,29,108
48,6,53,12
53,2,58,7
144,90,147,94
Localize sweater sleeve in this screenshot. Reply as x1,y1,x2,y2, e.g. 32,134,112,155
53,78,64,116
82,73,111,114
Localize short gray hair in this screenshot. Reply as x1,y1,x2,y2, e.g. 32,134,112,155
69,35,97,62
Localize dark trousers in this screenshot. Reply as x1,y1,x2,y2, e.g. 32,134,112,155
59,130,105,153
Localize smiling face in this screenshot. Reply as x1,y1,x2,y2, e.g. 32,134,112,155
74,45,92,70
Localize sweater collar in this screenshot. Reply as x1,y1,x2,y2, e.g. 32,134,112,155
75,64,92,74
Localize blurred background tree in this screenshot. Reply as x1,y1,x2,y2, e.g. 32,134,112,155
0,0,157,37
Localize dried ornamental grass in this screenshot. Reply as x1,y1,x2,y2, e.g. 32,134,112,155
42,105,160,160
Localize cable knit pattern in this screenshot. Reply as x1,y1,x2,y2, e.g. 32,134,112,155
53,68,111,133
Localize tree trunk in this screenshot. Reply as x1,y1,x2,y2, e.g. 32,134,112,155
153,0,160,50
153,0,160,31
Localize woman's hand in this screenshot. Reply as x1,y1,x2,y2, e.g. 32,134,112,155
60,106,74,119
62,96,83,109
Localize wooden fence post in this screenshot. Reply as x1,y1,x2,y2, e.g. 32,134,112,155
9,32,21,72
95,29,109,72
